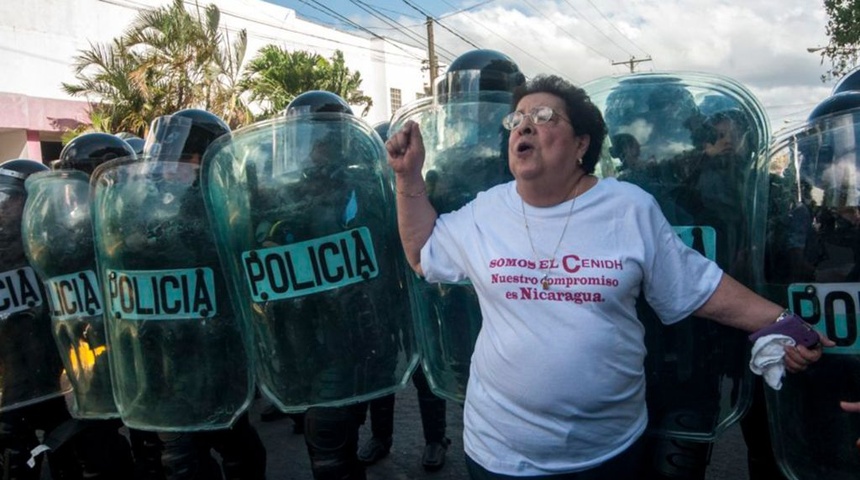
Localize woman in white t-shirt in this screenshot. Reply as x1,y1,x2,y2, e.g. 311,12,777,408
386,74,829,479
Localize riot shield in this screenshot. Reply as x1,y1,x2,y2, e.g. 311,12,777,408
583,72,771,441
389,91,515,403
90,156,253,431
201,112,417,412
0,168,68,410
761,104,860,479
21,170,118,419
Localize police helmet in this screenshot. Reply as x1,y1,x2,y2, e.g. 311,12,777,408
832,66,860,95
172,109,230,157
286,90,354,117
436,49,526,99
373,121,390,142
115,132,145,154
144,109,230,161
807,91,860,122
57,132,137,176
0,158,49,186
0,160,48,248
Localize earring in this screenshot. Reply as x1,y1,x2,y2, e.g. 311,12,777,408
577,158,583,166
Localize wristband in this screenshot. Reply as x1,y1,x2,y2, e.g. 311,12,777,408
748,312,820,348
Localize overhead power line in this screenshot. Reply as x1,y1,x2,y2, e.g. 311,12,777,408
437,0,498,20
94,0,427,67
298,0,425,61
401,0,482,50
348,0,432,50
583,0,650,58
519,0,614,62
352,0,456,62
437,0,568,78
558,0,635,59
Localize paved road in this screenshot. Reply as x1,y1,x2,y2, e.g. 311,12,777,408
254,383,751,480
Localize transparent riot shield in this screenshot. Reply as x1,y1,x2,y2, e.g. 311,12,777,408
761,107,860,479
90,157,253,431
21,170,117,419
0,175,67,410
389,91,515,403
583,72,771,440
201,113,417,412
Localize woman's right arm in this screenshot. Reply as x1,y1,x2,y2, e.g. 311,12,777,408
386,120,438,276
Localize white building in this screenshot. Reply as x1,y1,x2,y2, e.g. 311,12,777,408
0,0,429,163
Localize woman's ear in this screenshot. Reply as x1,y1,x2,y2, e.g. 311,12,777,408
576,134,591,160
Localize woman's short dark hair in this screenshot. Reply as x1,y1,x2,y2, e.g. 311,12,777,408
511,75,607,174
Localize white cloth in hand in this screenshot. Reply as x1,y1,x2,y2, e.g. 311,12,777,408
749,334,795,390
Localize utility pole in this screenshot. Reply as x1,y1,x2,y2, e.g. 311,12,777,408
612,56,652,73
426,17,438,82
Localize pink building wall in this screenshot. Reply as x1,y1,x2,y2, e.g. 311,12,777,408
0,92,89,132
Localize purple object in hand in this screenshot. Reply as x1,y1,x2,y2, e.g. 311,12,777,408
748,313,820,348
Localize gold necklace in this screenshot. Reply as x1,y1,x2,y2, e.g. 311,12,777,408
521,177,584,290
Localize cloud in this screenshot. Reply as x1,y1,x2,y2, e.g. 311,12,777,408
378,0,834,128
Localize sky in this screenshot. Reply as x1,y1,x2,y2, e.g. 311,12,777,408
265,0,835,133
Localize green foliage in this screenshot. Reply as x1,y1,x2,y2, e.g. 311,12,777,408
62,0,373,135
241,48,373,119
821,0,860,81
62,38,151,136
63,0,252,134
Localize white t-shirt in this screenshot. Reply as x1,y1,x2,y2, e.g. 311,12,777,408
421,178,723,475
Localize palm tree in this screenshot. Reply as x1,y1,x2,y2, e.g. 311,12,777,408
207,27,254,128
241,47,373,119
63,0,250,134
320,51,373,117
62,38,152,136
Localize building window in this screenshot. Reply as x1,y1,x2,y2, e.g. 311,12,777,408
416,92,427,100
390,88,402,111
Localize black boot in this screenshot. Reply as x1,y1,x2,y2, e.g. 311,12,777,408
413,369,450,472
357,395,394,465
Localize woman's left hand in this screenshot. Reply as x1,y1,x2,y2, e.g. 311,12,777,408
783,332,834,373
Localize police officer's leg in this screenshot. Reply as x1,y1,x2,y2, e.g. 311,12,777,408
639,435,711,480
740,378,786,480
356,396,394,465
413,368,450,471
304,406,365,480
210,413,266,480
128,429,165,480
0,408,41,480
31,397,83,480
158,432,222,480
68,419,134,479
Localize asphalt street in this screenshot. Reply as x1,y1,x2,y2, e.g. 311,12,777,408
254,383,752,480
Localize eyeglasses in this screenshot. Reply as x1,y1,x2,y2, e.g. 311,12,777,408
502,106,570,131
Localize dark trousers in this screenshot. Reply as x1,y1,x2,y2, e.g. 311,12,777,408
158,413,266,480
0,397,81,480
366,368,447,443
304,404,367,480
464,436,644,480
740,378,786,480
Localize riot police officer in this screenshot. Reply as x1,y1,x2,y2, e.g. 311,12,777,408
743,90,860,480
0,158,79,480
356,122,451,472
278,91,371,480
43,133,157,479
139,108,267,480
